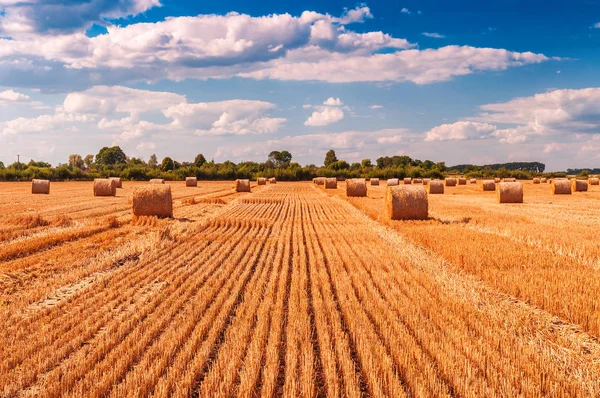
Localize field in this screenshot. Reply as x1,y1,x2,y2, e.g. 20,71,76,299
2,180,600,397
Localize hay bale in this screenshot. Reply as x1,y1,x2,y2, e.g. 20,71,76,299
413,178,423,184
387,178,399,186
541,178,547,183
403,178,412,185
346,179,367,197
93,179,116,197
315,177,325,186
186,177,198,187
109,177,122,188
469,178,477,184
235,179,251,192
257,177,267,186
427,180,444,194
386,185,428,220
571,179,588,192
457,178,467,185
370,178,379,186
269,177,276,184
445,178,457,187
132,185,173,218
494,178,501,183
150,179,165,184
532,178,540,184
422,178,431,185
497,182,523,203
325,178,337,189
551,180,571,195
589,177,599,185
482,180,496,191
31,179,50,194
503,178,516,182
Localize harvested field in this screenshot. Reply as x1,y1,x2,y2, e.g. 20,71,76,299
2,180,600,397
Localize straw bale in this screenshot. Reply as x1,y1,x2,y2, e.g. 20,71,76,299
132,185,173,218
149,179,165,184
469,178,477,184
235,179,251,192
482,180,496,191
589,178,599,185
186,177,198,187
370,178,380,186
387,178,399,186
31,179,50,194
497,182,523,203
386,185,428,220
346,179,367,197
532,178,540,184
571,179,588,192
257,177,267,185
445,178,457,186
93,179,116,197
552,180,571,195
427,180,444,194
109,177,122,188
325,178,338,189
403,178,412,184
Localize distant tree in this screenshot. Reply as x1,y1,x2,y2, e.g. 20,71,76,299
95,146,127,165
194,153,207,167
28,160,51,168
129,157,145,165
361,159,372,168
324,150,337,167
148,154,158,168
83,154,94,169
0,161,5,169
161,157,174,171
68,154,84,169
268,150,293,167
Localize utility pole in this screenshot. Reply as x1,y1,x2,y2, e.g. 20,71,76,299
17,154,20,170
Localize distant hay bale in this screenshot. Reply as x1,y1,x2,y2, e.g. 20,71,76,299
31,179,50,194
458,178,467,185
93,179,116,197
269,177,276,184
445,178,457,187
370,178,379,186
532,178,540,184
325,178,337,189
387,178,399,186
588,177,599,185
482,180,496,191
386,185,428,220
503,178,517,182
469,178,477,184
427,180,444,194
413,178,423,184
422,178,431,185
315,177,325,186
571,179,588,192
551,180,571,195
257,177,267,185
497,182,523,203
540,178,547,183
186,177,198,187
494,178,501,183
132,185,173,218
346,178,367,197
109,177,122,188
150,179,165,184
403,178,412,184
235,179,251,192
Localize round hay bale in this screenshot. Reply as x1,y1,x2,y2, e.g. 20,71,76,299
346,179,367,197
325,178,338,189
403,178,412,185
589,177,599,185
370,178,380,186
540,178,547,183
413,178,423,184
494,178,501,183
422,178,431,185
109,177,122,188
469,178,477,184
257,177,267,186
269,177,276,184
571,179,588,192
132,185,173,218
427,180,444,194
497,182,523,203
482,180,496,191
315,177,325,186
149,179,165,184
457,178,467,185
32,179,50,194
532,178,540,184
503,178,516,182
93,179,116,197
235,179,251,192
387,178,399,186
186,177,198,187
445,178,457,187
551,180,571,195
386,185,428,220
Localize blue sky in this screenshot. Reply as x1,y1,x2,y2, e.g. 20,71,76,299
0,0,599,170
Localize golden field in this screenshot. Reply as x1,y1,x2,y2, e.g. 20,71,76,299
1,180,600,397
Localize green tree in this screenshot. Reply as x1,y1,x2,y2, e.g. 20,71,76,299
194,153,207,167
361,159,372,168
95,146,127,165
324,149,337,167
0,161,5,169
68,154,84,169
161,157,174,171
129,157,145,165
83,154,94,169
148,154,158,168
268,150,293,167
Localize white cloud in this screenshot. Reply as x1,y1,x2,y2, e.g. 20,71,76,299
422,32,445,39
424,121,497,141
543,142,565,153
370,104,383,109
323,97,343,106
594,22,600,28
0,89,30,102
0,112,89,136
401,8,411,14
304,107,344,126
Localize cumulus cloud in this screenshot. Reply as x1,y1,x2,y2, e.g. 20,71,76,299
422,32,445,39
543,142,565,153
304,107,344,126
0,89,30,102
424,121,497,141
594,22,600,28
370,104,383,109
401,8,411,14
323,97,343,106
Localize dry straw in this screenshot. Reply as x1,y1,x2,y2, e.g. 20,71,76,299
257,177,267,185
150,179,165,184
494,178,501,183
269,177,276,184
387,178,399,186
532,178,540,184
482,180,496,191
413,178,423,184
31,179,50,194
315,177,325,186
427,180,444,194
403,178,412,184
109,177,122,188
386,185,428,220
497,182,523,203
346,178,367,197
370,178,380,186
186,177,198,187
469,178,477,184
458,178,467,185
551,180,571,195
541,177,547,183
445,178,457,186
325,178,338,189
132,185,173,218
503,178,517,182
422,178,431,185
93,179,116,197
571,179,588,192
589,177,599,185
235,179,251,192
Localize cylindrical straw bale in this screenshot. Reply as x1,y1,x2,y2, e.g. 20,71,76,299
234,179,251,192
413,178,423,184
427,180,444,194
93,179,116,197
149,179,165,184
457,178,467,185
132,185,173,218
571,179,588,192
185,177,198,187
469,178,477,184
589,177,599,185
482,180,496,191
403,178,412,184
32,179,50,194
109,177,122,188
386,185,428,220
503,178,516,182
315,177,325,186
422,178,431,185
532,178,540,184
269,177,276,184
497,182,523,203
325,178,337,189
257,177,267,185
552,180,571,195
494,178,501,183
387,178,399,186
445,178,457,186
346,179,367,197
370,178,380,186
540,178,547,183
